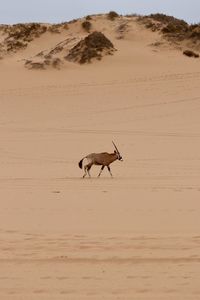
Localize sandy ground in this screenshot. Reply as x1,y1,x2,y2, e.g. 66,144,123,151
0,17,200,299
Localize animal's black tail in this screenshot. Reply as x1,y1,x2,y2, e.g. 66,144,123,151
79,158,84,169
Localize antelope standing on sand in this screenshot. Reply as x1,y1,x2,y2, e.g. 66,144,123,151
79,141,123,178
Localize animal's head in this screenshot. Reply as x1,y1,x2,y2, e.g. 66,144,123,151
112,141,123,161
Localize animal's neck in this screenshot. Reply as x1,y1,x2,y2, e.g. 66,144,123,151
111,152,118,162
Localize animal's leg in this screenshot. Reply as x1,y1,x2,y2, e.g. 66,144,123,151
87,165,92,177
107,165,113,177
83,165,87,178
98,165,104,177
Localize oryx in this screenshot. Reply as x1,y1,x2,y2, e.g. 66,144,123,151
79,141,123,178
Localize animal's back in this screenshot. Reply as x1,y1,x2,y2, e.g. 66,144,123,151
89,152,112,166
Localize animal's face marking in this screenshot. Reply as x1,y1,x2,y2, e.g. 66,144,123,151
114,150,123,161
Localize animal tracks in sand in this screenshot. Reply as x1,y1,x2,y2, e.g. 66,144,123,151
1,71,200,98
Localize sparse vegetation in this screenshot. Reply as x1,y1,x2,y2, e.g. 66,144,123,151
140,13,200,41
51,57,63,68
7,40,27,52
25,61,45,70
65,31,115,64
107,11,119,21
2,12,200,67
149,13,188,27
82,21,92,32
139,13,189,36
25,56,63,70
44,54,52,60
138,13,200,52
0,25,9,33
161,22,189,40
48,24,61,34
0,23,47,53
115,21,129,39
116,22,128,39
49,45,64,55
6,23,47,41
62,23,69,30
117,23,128,32
189,25,200,39
24,37,79,70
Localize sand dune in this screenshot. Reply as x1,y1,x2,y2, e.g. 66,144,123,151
0,13,200,299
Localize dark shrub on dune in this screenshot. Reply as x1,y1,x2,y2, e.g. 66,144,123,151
183,49,199,58
161,23,189,40
86,15,92,21
147,14,189,40
189,25,200,39
66,31,115,64
107,11,119,20
82,21,92,32
149,13,188,27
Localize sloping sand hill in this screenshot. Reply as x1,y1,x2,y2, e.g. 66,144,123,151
0,13,200,300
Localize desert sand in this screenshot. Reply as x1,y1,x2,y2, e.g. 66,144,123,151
0,14,200,299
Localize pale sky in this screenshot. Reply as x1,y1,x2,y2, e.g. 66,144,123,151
0,0,199,24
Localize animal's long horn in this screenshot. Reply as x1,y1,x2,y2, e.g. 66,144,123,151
112,141,120,154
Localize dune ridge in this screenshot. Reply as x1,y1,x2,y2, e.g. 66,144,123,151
0,12,199,68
